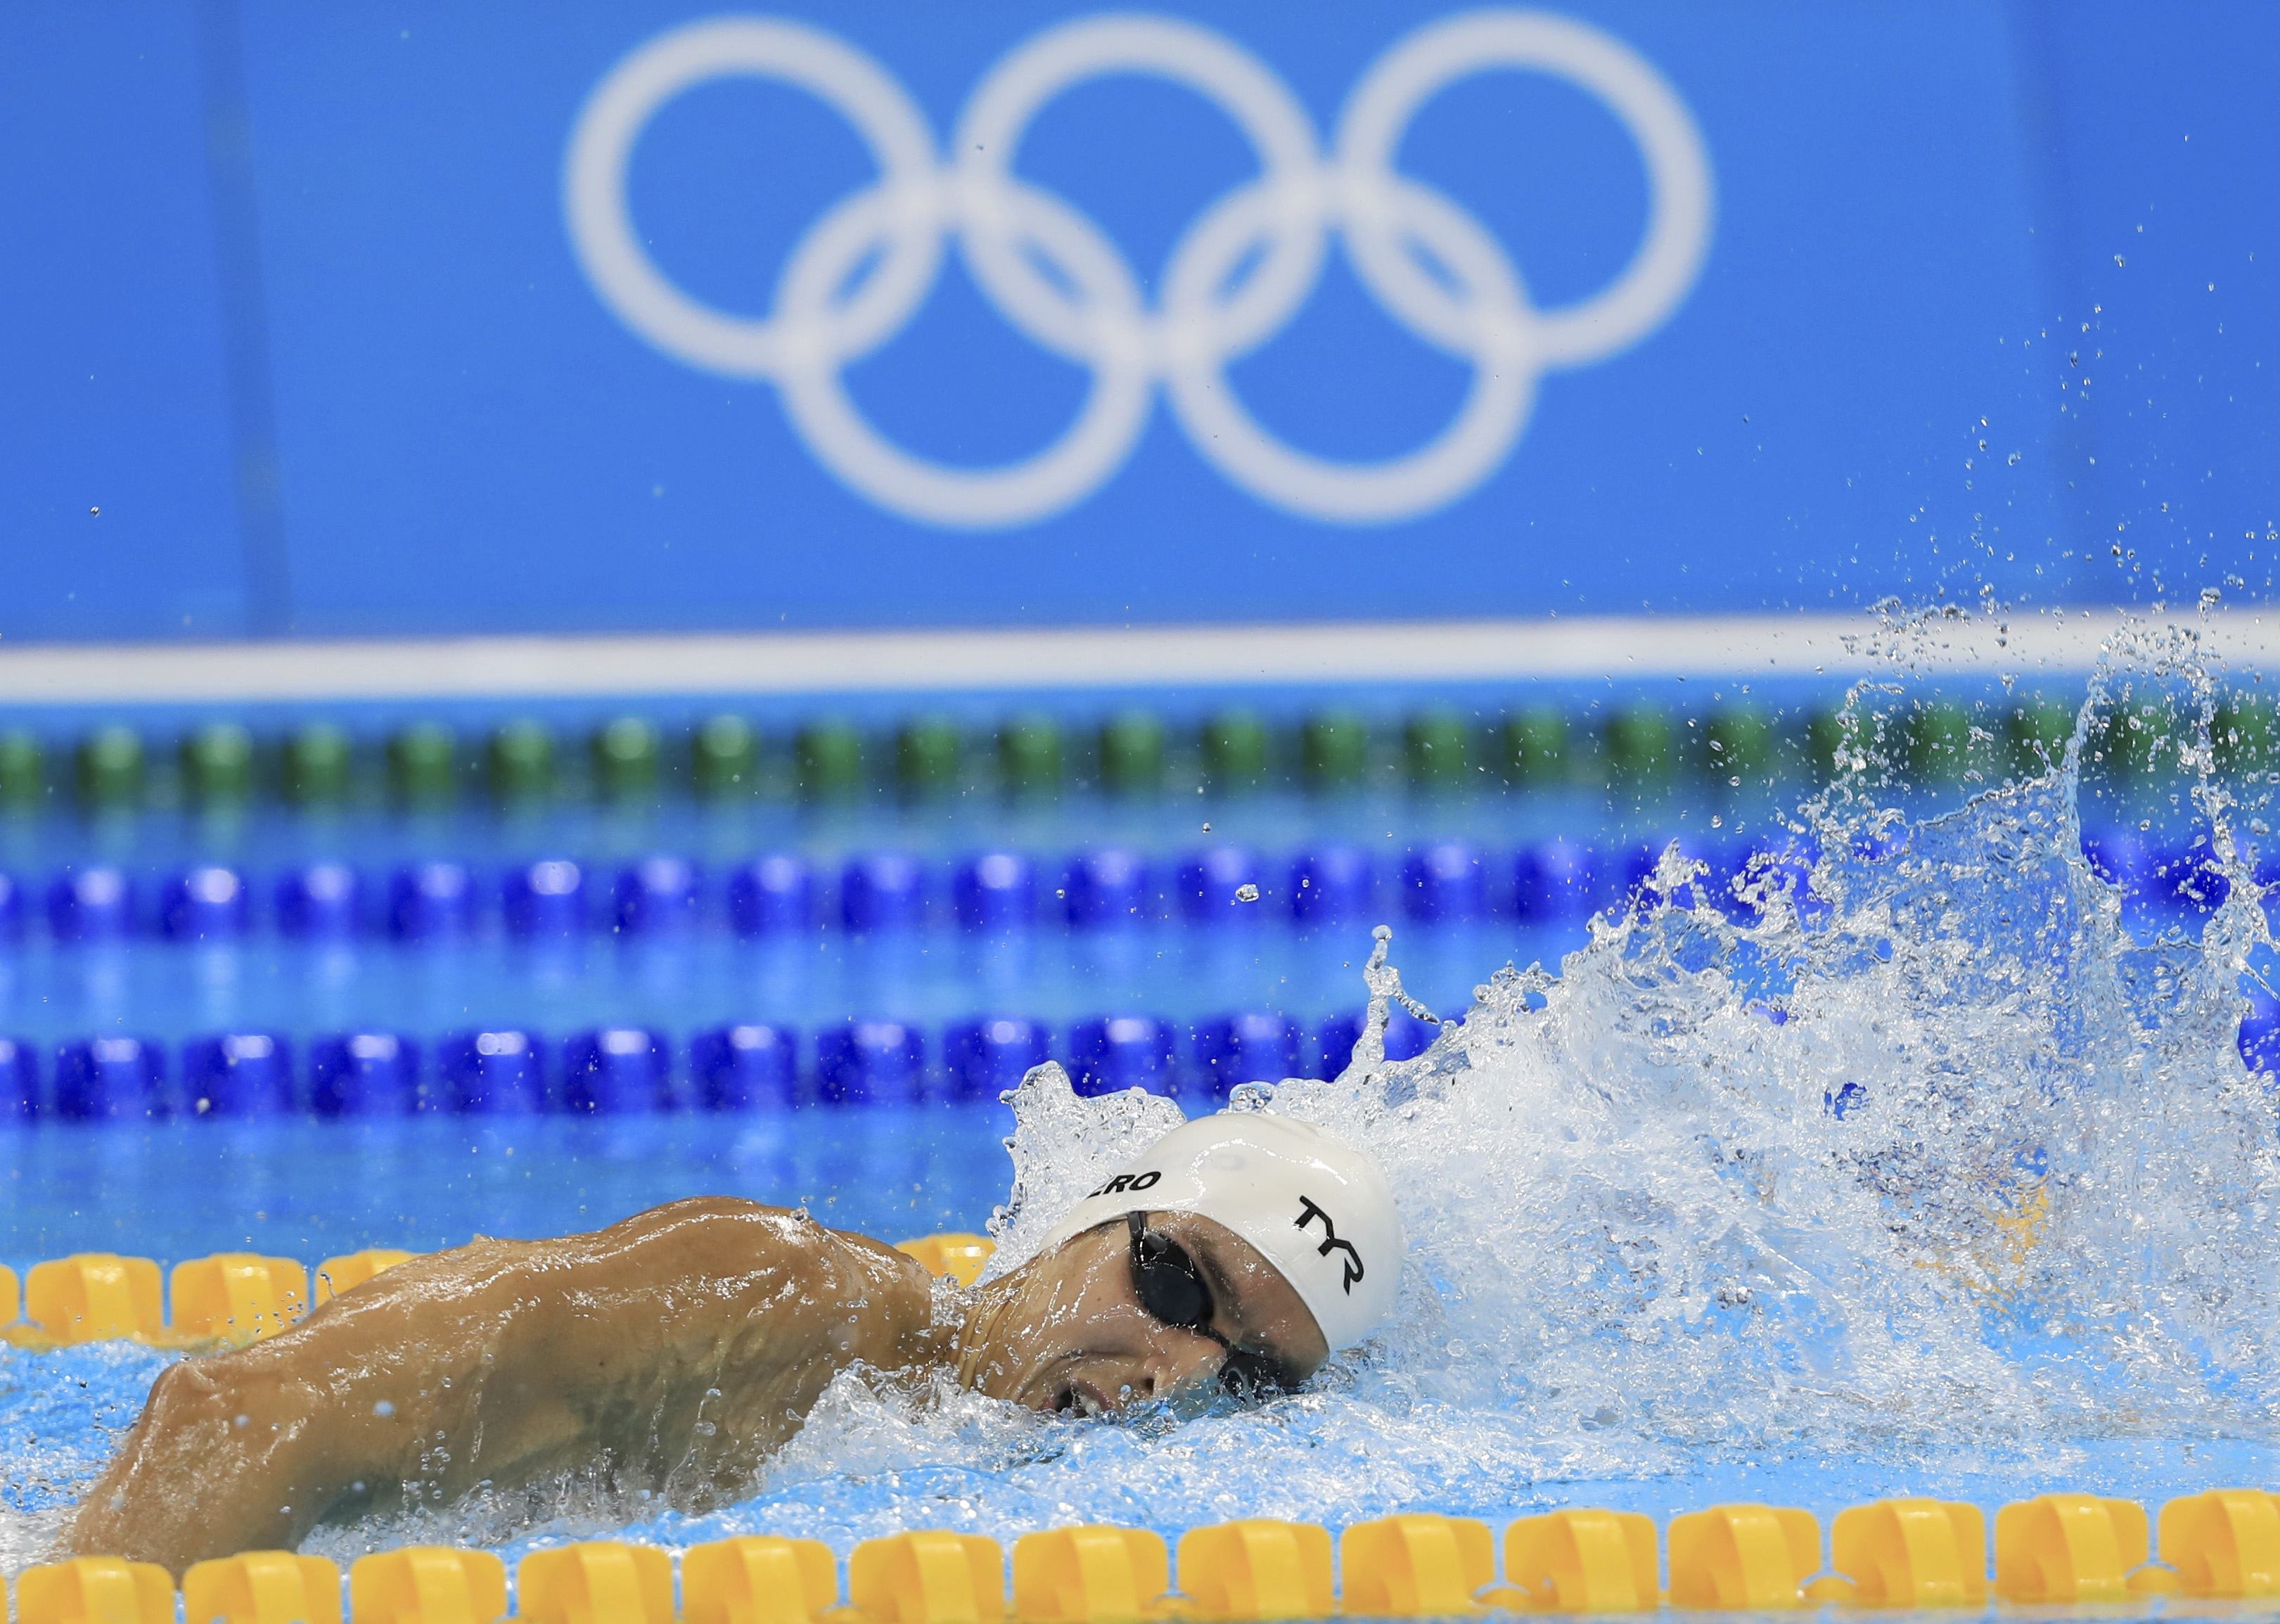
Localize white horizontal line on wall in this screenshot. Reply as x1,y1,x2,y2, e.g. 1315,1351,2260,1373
0,608,2257,705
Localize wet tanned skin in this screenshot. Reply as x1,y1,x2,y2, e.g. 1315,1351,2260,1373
956,1210,1328,1414
69,1200,1326,1573
69,1199,937,1574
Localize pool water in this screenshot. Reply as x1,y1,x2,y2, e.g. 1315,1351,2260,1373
0,1107,1015,1264
4,637,2279,1597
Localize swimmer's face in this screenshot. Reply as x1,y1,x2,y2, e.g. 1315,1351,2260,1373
972,1210,1330,1416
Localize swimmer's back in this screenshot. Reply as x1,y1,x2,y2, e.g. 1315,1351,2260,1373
70,1197,942,1573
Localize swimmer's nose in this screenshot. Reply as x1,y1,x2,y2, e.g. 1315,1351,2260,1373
1147,1329,1227,1399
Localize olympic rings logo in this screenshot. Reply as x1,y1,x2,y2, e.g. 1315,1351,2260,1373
564,11,1713,529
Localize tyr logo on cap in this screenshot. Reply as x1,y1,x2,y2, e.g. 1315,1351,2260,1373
1295,1194,1363,1293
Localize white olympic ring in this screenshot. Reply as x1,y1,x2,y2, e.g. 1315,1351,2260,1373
564,9,1713,529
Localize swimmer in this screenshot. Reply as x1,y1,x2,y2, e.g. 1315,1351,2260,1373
68,1111,1400,1573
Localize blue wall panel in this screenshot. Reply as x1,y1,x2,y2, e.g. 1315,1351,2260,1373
0,8,250,641
0,3,2272,641
2024,0,2280,601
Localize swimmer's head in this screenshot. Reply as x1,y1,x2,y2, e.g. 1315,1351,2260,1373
962,1113,1403,1415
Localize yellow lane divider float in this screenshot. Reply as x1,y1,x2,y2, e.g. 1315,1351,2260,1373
0,1249,412,1350
892,1234,995,1288
16,1494,2280,1622
6,1239,2278,1615
0,1236,985,1350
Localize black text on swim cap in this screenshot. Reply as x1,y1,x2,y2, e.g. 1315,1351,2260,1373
1295,1196,1364,1293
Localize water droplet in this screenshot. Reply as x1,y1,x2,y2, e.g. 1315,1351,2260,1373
1233,883,1260,904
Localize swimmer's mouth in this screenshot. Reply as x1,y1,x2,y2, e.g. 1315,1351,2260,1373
1050,1379,1111,1417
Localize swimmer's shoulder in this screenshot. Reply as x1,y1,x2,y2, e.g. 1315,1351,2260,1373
594,1196,934,1295
601,1198,941,1364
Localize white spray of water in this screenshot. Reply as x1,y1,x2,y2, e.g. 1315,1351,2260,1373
707,614,2280,1548
56,614,2280,1566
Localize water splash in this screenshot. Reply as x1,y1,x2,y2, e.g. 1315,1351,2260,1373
921,611,2280,1544
35,610,2280,1563
555,615,2279,1559
1335,926,1442,1083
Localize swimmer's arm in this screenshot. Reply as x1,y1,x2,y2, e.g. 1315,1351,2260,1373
67,1198,936,1574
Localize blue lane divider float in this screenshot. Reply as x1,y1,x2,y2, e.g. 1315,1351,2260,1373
842,852,926,933
182,1032,294,1117
616,854,700,935
0,1006,1485,1122
4,978,2272,1122
0,827,2257,948
441,1028,549,1114
726,854,813,934
1178,846,1260,921
2083,828,2236,912
389,859,476,940
1290,845,1376,926
277,861,362,938
309,1032,423,1115
1069,1015,1177,1096
1312,1009,1445,1073
52,1035,166,1119
1514,836,1597,920
815,1018,928,1104
563,1027,674,1113
0,1036,37,1118
691,1022,797,1110
160,865,252,942
503,858,584,938
48,867,134,941
1193,1012,1304,1099
954,852,1035,931
1065,848,1151,928
1400,841,1488,922
946,1016,1052,1098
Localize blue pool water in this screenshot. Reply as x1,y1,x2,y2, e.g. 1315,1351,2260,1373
4,646,2280,1597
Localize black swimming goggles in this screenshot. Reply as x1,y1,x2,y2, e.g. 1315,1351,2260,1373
1125,1211,1290,1396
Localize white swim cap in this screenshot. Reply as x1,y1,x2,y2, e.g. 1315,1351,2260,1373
1041,1112,1403,1351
